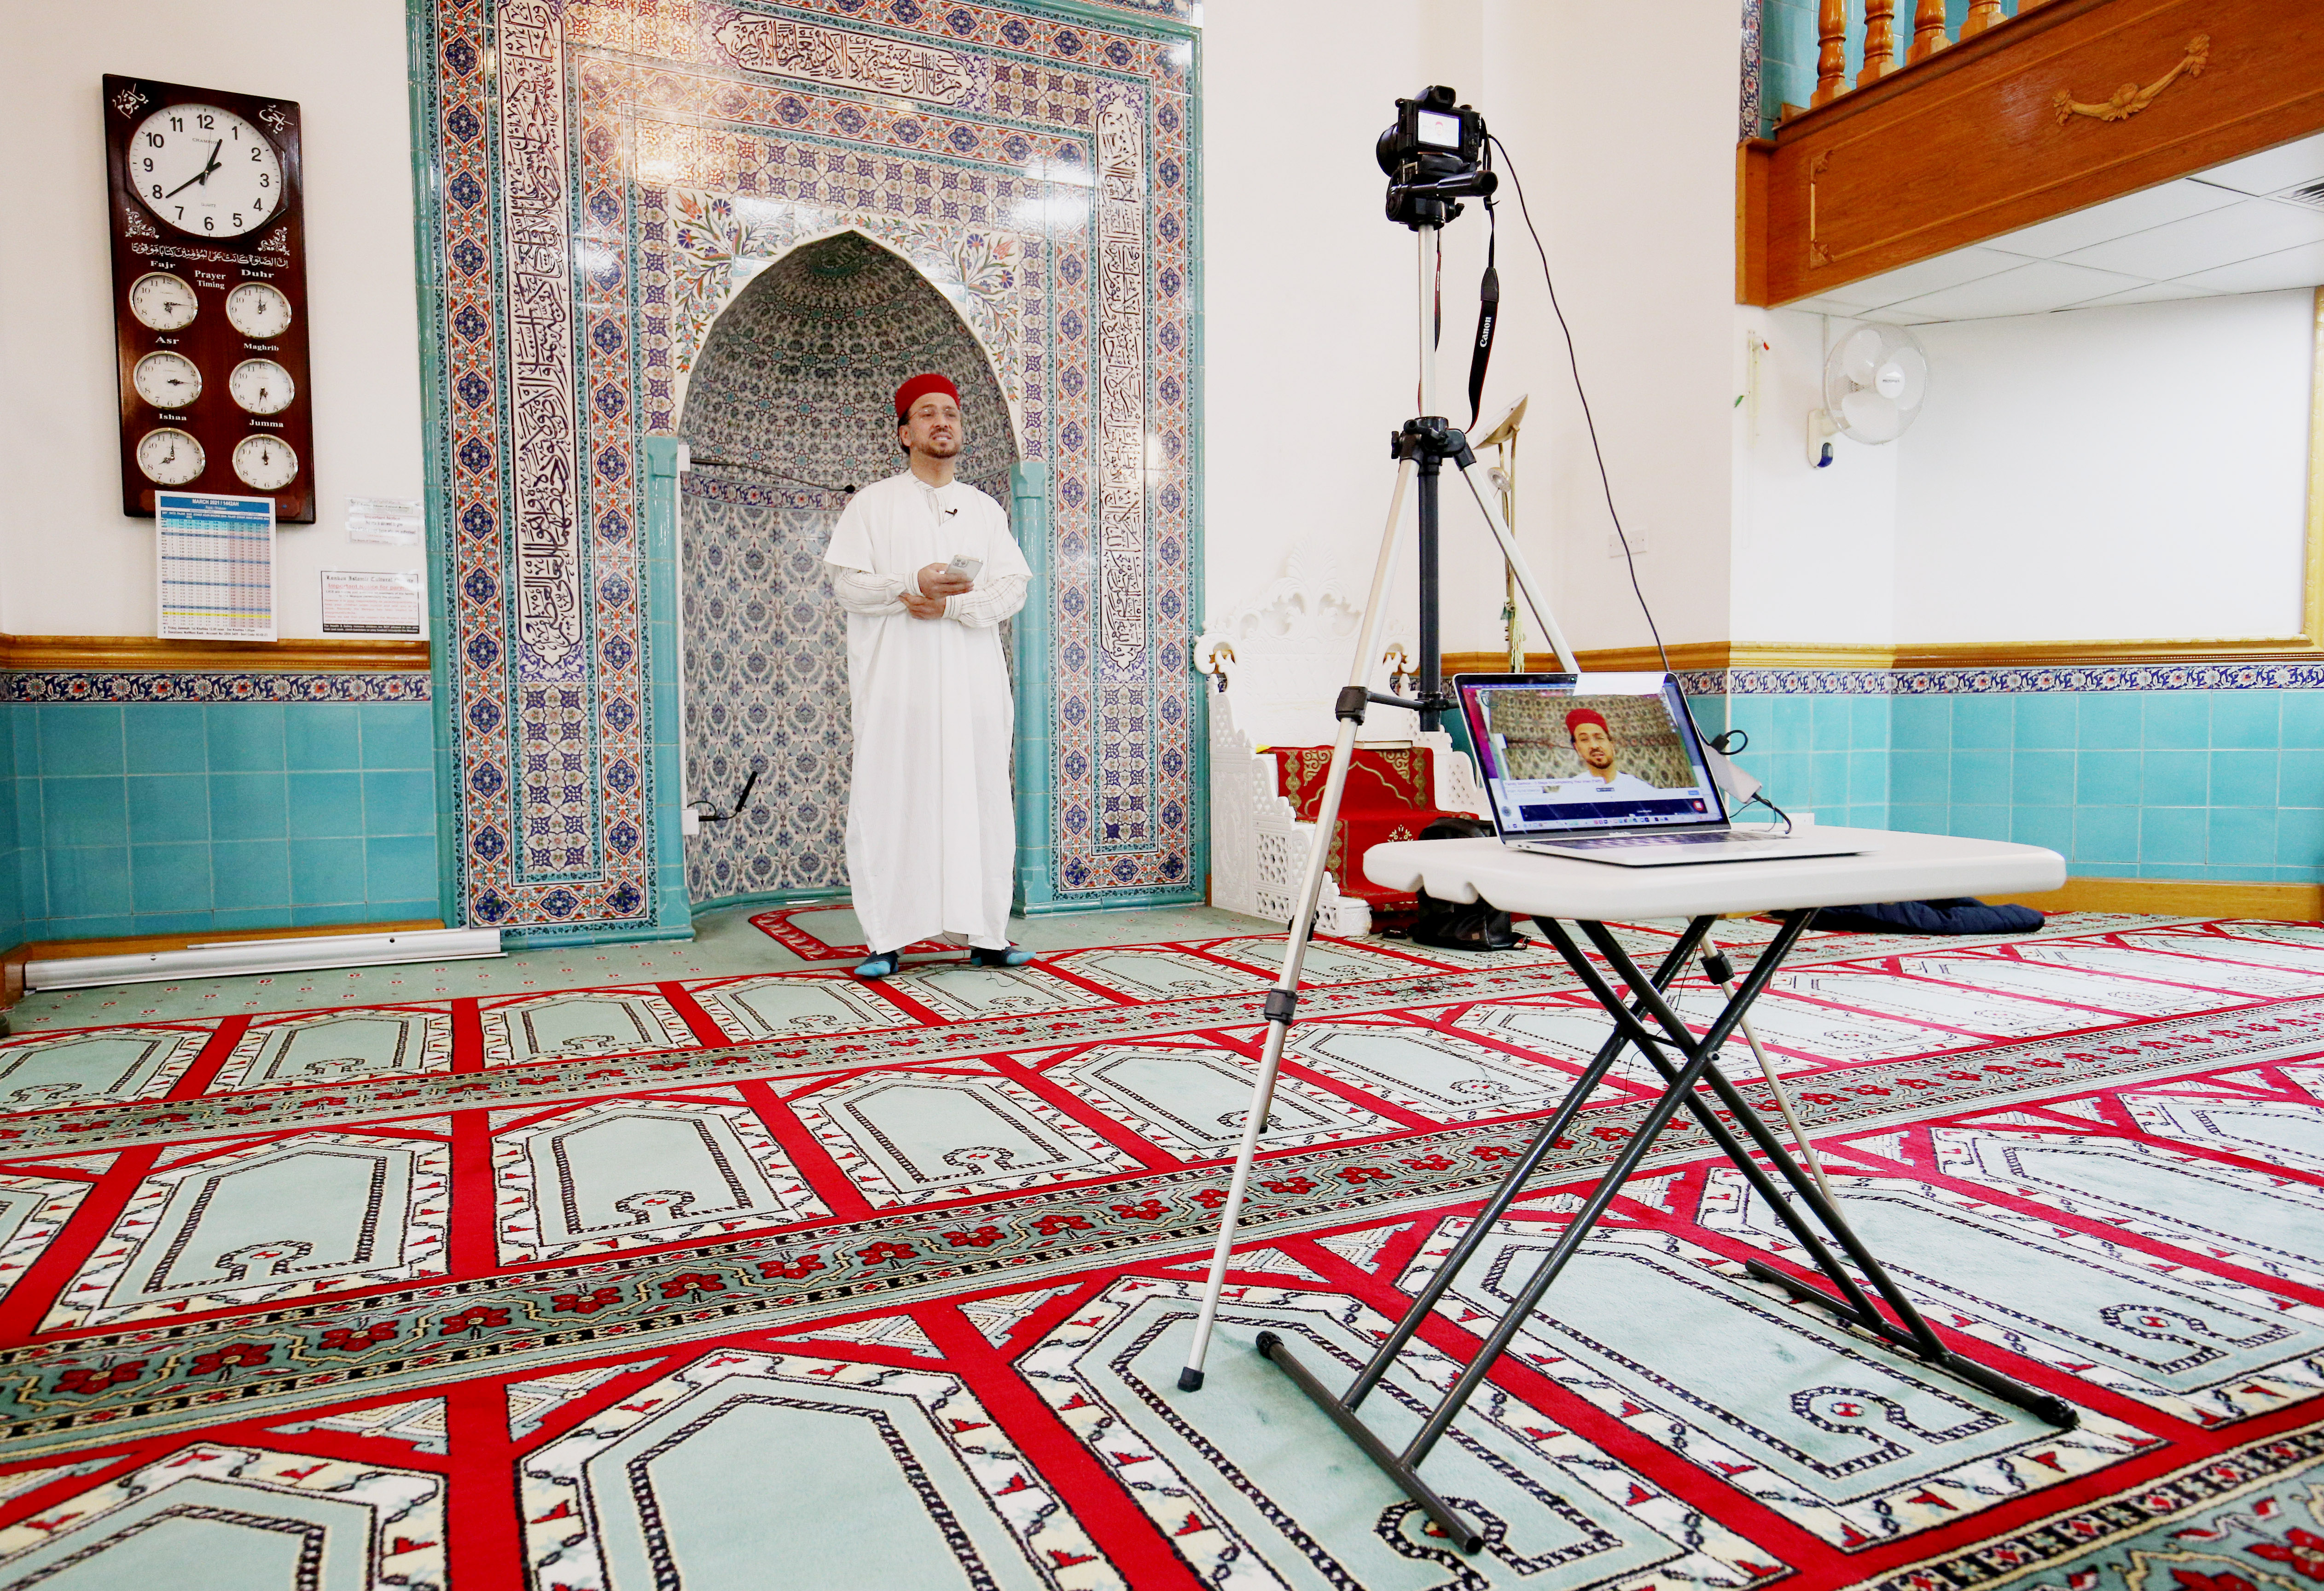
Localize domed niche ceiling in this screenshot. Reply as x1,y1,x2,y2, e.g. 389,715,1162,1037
679,231,1020,906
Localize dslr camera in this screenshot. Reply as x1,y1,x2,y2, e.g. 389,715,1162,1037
1376,85,1495,229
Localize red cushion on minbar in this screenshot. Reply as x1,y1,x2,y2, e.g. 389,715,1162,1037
1269,746,1439,822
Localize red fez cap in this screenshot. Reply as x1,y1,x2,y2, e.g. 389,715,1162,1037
894,372,960,422
1565,708,1609,737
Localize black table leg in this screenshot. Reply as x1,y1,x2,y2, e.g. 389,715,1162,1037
1259,908,2076,1554
1568,922,2079,1429
1262,912,1801,1550
1336,916,1715,1416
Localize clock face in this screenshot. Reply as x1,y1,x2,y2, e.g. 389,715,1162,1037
225,282,293,339
232,434,299,491
128,103,284,238
132,352,203,409
137,428,206,485
229,359,295,415
127,271,198,331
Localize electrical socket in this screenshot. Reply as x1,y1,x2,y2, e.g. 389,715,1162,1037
1608,529,1649,558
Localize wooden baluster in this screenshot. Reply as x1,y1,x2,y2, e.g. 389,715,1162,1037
1858,0,1899,85
1907,0,1950,62
1959,0,2005,36
1811,0,1848,106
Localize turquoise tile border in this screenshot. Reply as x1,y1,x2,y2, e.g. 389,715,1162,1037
1011,460,1063,915
1715,678,2324,885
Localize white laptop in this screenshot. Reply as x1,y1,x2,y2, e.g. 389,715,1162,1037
1454,672,1869,867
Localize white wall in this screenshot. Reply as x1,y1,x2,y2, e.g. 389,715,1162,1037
1471,1,1742,655
1729,304,1900,642
1729,290,2316,646
1201,0,1744,662
0,0,425,639
11,0,1752,658
1895,290,2314,644
1196,0,1441,660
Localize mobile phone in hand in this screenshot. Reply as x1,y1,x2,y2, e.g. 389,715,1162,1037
944,556,983,582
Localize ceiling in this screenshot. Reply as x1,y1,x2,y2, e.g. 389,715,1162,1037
1789,131,2324,324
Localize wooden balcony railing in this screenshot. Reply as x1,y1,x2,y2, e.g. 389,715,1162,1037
1807,0,2045,112
1740,0,2324,306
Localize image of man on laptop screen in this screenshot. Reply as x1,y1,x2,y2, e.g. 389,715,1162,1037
1455,672,1866,864
1469,679,1712,831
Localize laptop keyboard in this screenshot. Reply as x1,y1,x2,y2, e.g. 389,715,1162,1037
1529,832,1763,849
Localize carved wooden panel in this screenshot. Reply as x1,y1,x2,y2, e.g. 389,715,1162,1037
1746,0,2324,306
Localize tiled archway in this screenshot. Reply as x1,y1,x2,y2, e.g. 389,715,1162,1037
678,231,1019,904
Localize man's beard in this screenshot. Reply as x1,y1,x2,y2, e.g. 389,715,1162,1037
919,435,962,459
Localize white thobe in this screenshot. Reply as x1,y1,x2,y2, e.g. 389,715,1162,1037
824,470,1031,952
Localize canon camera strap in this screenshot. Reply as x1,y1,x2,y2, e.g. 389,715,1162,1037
1467,199,1499,432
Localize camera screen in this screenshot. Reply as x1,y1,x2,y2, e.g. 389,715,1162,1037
1415,109,1464,149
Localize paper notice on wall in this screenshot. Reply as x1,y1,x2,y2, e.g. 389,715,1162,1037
321,570,426,636
347,496,424,545
157,492,275,641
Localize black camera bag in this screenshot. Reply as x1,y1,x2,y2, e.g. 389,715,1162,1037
1410,815,1523,952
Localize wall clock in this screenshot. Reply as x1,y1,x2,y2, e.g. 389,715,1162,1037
103,75,314,522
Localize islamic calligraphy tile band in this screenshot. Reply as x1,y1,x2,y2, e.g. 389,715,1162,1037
414,0,1199,933
0,1003,2294,1457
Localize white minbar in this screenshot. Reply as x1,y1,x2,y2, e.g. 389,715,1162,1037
1208,828,2073,1554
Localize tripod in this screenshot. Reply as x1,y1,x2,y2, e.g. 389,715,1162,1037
1175,225,2078,1554
1177,221,1576,1401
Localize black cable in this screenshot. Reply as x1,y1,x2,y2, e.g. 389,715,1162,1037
1741,790,1795,838
687,455,859,494
1488,135,1669,680
1489,134,1747,760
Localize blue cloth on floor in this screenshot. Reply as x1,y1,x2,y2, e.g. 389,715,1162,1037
1808,898,2045,935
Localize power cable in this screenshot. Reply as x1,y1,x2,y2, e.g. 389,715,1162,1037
1488,134,1670,685
1490,133,1774,809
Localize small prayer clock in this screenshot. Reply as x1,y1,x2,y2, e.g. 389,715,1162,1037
103,75,314,522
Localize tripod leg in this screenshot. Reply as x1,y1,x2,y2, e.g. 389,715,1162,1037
1701,931,1836,1202
1455,457,1578,674
1179,457,1418,1392
1179,986,1299,1390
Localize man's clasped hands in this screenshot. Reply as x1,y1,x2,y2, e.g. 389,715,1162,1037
902,562,975,619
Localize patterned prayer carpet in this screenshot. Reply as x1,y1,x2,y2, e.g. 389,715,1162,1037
749,903,952,962
0,912,2317,1589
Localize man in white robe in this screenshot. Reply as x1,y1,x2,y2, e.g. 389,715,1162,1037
824,373,1033,979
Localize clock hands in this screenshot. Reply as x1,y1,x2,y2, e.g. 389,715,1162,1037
162,140,225,199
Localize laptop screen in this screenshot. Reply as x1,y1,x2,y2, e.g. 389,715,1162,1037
1457,672,1727,836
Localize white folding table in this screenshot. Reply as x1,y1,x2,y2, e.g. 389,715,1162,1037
1222,827,2074,1553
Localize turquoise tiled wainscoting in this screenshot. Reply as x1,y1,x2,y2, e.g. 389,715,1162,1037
1697,679,2324,885
0,700,443,946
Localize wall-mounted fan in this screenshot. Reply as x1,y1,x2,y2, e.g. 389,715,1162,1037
1808,323,1929,467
